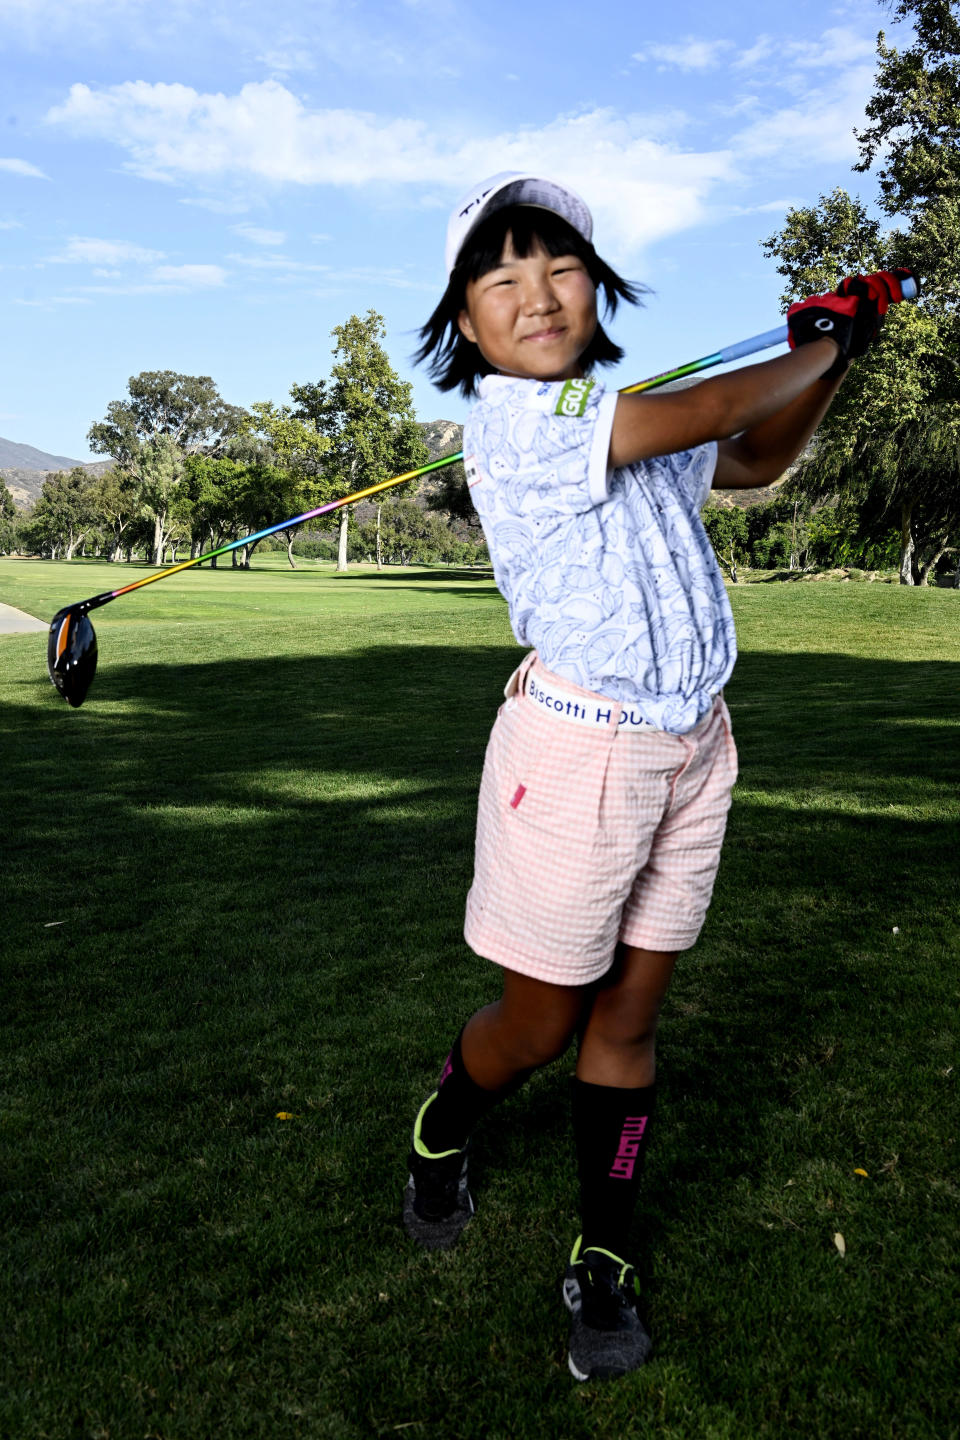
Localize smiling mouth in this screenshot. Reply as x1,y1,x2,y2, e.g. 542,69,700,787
522,327,566,343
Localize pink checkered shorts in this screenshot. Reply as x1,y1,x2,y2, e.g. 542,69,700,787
463,655,739,985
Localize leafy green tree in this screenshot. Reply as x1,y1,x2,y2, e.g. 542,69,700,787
243,403,332,568
291,312,428,572
854,0,960,304
84,468,139,562
425,459,480,530
88,371,246,565
0,480,17,555
24,468,99,559
763,1,960,584
354,499,473,565
701,505,749,582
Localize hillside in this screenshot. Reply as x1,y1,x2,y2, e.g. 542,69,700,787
0,437,84,472
1,460,113,508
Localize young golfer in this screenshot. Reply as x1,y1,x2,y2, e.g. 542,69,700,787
406,171,907,1381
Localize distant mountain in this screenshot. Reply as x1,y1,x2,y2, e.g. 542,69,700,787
1,459,112,508
0,436,84,472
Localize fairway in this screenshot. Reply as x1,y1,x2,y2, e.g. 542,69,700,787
1,558,958,1440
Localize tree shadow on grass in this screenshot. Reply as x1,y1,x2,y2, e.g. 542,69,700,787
1,644,958,1434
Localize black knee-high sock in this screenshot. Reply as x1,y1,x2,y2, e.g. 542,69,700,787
571,1078,656,1258
418,1030,528,1155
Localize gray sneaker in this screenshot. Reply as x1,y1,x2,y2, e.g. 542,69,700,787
402,1093,474,1251
562,1237,652,1381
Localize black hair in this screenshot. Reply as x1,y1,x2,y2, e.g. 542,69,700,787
414,204,648,397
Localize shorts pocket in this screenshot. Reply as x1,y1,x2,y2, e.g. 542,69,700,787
500,709,613,840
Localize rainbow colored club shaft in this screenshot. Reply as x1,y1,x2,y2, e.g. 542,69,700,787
69,318,814,616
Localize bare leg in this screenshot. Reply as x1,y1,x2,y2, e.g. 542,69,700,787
461,967,588,1090
576,944,679,1087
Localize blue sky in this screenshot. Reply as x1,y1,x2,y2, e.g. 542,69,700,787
0,0,905,461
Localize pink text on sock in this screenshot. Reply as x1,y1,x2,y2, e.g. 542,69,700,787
609,1116,648,1180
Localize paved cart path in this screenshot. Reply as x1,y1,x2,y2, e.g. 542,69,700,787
0,602,48,634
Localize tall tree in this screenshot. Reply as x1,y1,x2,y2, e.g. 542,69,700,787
0,480,17,554
763,0,960,584
244,403,332,568
26,468,99,560
292,311,428,572
87,371,246,565
854,0,960,303
86,468,139,562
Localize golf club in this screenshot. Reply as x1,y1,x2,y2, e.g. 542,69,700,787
47,277,918,709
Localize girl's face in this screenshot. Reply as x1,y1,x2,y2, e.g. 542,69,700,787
457,232,599,383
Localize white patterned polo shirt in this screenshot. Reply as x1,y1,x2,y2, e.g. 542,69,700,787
463,373,737,735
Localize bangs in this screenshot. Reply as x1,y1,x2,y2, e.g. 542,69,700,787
459,207,600,284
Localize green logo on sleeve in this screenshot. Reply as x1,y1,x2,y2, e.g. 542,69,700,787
555,377,595,418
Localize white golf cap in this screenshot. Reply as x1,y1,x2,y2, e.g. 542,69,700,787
444,171,593,277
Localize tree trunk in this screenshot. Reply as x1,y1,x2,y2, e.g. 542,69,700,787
728,544,739,583
899,501,915,586
337,510,349,572
286,533,297,570
376,504,383,571
918,542,949,587
241,538,262,569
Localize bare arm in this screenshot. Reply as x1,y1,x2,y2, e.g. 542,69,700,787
609,339,840,470
712,366,845,489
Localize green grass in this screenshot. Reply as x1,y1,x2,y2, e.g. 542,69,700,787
1,558,958,1440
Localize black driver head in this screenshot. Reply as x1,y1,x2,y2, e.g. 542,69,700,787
48,606,98,708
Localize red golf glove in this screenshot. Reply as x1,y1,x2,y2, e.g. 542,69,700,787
835,268,918,357
787,292,861,379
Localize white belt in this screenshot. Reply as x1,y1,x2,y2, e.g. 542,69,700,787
505,661,659,733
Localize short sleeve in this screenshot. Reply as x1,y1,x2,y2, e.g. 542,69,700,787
588,390,618,506
465,374,616,516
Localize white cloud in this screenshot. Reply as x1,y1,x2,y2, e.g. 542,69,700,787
256,46,315,75
788,27,876,68
52,236,165,265
151,263,226,286
0,220,24,229
734,26,875,76
0,158,48,178
180,195,251,215
44,239,226,292
232,224,286,246
732,66,875,165
14,295,92,308
45,82,735,255
226,252,328,272
634,38,733,71
733,35,777,71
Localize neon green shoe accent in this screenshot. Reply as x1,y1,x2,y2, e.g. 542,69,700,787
412,1092,462,1161
578,1244,639,1290
574,1239,639,1292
